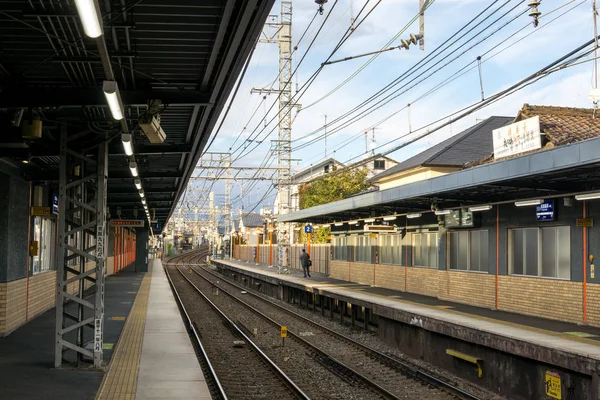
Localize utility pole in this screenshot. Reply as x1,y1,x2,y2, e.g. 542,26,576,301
250,1,296,273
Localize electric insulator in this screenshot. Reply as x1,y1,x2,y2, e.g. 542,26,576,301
528,0,541,27
315,0,328,15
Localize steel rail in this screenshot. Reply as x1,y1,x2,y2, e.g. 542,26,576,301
197,263,483,400
170,264,311,400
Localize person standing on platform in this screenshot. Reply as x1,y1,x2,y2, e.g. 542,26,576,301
300,249,310,277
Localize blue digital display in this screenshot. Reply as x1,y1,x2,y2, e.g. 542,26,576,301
536,200,555,221
52,193,59,214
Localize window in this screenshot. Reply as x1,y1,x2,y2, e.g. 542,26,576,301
448,230,488,272
412,232,438,268
32,217,57,274
374,160,385,170
352,235,372,263
333,236,349,261
509,226,570,279
378,234,404,265
324,165,330,173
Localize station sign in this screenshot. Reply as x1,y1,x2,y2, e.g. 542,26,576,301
576,218,593,228
110,219,145,227
536,200,555,221
52,194,59,214
31,206,51,216
304,225,313,233
492,115,541,160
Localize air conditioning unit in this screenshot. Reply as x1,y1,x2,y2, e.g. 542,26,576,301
364,225,396,233
139,114,166,143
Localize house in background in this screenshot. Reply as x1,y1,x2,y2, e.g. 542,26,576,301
232,212,265,245
370,116,513,190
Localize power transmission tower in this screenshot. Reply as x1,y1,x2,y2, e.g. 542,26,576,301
251,1,297,273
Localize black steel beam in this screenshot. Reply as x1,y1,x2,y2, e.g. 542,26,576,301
0,144,193,158
108,188,176,194
0,88,211,108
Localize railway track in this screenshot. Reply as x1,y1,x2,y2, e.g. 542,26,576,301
195,257,483,400
166,249,486,399
164,250,309,400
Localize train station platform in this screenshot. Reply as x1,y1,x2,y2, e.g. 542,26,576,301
0,269,144,399
96,259,210,400
211,257,600,398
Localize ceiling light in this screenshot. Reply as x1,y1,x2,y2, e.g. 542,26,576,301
575,192,600,201
74,0,103,38
139,190,145,198
383,215,396,221
121,133,133,156
334,222,343,226
129,161,138,177
434,210,451,215
21,159,29,164
406,213,422,219
364,218,376,223
134,178,142,190
515,199,543,207
348,220,359,225
103,80,124,120
469,205,493,212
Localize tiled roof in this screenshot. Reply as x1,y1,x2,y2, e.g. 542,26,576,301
467,104,600,167
371,116,513,182
241,213,264,227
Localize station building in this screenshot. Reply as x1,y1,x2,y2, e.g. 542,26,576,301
281,104,600,327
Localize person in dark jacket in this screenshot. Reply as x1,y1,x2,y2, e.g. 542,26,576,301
300,249,310,277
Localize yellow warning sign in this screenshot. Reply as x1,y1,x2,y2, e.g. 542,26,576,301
545,371,561,399
280,326,287,338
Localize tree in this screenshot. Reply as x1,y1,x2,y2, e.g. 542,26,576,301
298,167,370,210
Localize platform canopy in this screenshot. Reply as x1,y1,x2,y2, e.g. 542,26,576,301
280,136,600,224
0,0,275,231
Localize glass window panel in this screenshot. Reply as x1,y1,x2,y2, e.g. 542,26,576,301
541,227,557,277
479,230,489,273
449,232,458,270
428,233,438,268
413,234,422,266
557,226,571,279
525,229,539,276
457,231,468,270
512,229,524,275
469,231,480,272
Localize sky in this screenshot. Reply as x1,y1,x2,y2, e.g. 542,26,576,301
187,0,595,216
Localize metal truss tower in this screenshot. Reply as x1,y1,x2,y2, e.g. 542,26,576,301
251,1,294,272
55,127,108,368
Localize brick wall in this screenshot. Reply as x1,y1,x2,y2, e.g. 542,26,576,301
586,283,600,327
374,264,405,291
330,260,350,281
406,267,438,297
438,270,496,309
0,279,26,334
27,271,56,320
498,275,583,324
350,262,375,285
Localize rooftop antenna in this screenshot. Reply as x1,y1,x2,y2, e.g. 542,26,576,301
323,114,328,158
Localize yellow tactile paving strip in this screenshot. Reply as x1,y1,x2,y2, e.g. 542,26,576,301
95,273,151,400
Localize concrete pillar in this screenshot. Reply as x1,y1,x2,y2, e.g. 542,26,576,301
135,227,149,272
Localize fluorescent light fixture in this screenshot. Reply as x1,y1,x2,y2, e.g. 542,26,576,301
129,161,138,177
121,133,133,156
364,218,376,223
575,192,600,201
383,215,396,221
102,80,124,120
139,190,145,198
334,222,343,226
515,199,543,207
469,205,493,212
434,210,451,215
134,178,142,190
348,220,359,225
294,227,301,231
406,213,422,219
141,199,146,205
74,0,103,38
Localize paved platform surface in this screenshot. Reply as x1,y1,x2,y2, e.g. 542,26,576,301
0,269,144,400
135,259,210,400
213,258,600,372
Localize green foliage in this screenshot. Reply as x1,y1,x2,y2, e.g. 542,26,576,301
298,167,370,210
297,225,330,244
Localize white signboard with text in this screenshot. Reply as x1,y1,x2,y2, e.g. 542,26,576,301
492,115,541,160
